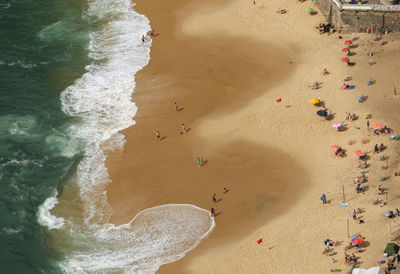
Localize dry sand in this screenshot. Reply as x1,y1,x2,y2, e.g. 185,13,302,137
104,0,400,272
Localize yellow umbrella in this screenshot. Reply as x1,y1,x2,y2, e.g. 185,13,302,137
309,98,320,105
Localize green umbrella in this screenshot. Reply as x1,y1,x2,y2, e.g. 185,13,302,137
305,8,313,13
384,243,400,256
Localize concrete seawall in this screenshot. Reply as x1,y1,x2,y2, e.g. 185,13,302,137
312,0,400,32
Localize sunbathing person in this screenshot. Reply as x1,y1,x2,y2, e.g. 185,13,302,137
342,83,351,89
379,143,385,152
374,144,379,153
323,68,329,76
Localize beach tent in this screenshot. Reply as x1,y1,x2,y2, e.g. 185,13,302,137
352,267,380,274
384,242,400,255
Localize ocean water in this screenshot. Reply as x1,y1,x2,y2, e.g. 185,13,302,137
1,0,214,273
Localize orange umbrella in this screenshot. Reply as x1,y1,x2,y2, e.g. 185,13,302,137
373,123,382,130
353,150,363,156
345,40,352,44
330,145,340,149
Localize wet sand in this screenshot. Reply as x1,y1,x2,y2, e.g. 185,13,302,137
104,0,304,272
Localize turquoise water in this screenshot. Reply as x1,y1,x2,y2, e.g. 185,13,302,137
0,0,91,272
1,0,215,272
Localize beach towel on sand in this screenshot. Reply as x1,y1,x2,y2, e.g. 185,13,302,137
351,266,380,274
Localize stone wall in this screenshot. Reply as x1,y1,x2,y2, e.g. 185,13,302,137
312,0,400,32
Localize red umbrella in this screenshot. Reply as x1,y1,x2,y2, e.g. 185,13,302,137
342,48,350,52
353,150,363,156
373,123,382,130
330,145,340,149
351,236,364,246
341,58,350,62
345,40,352,44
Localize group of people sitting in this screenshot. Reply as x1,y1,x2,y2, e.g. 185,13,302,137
346,112,357,121
277,8,287,14
317,23,335,35
335,147,345,157
382,125,393,134
309,81,319,90
374,143,385,153
344,252,358,265
385,208,400,218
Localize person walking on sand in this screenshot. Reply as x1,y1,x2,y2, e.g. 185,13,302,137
156,130,161,142
210,207,215,217
196,156,201,167
181,123,186,134
367,120,370,130
212,194,217,204
174,102,179,112
321,193,327,204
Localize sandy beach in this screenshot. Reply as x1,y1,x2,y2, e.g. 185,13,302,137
104,0,400,272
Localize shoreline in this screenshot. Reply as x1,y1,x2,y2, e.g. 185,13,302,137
105,0,400,272
104,0,306,272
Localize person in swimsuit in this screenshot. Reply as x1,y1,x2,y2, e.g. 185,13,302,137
196,157,201,167
210,207,215,217
174,102,179,111
212,194,217,204
181,123,186,134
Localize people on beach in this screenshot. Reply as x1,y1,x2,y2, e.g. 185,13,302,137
196,156,201,167
223,187,229,193
181,123,186,134
174,102,179,111
141,35,145,43
367,120,370,130
150,29,156,37
378,185,385,195
156,130,161,142
321,193,327,204
213,194,217,204
323,68,329,76
210,207,215,217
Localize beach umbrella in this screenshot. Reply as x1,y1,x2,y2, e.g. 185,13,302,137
373,123,382,130
332,123,341,128
330,145,340,149
345,40,353,44
310,98,320,105
353,150,363,156
317,109,327,117
305,7,313,13
351,236,364,246
384,243,400,256
342,48,350,52
341,58,350,62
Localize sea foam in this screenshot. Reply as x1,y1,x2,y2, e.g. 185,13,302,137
38,0,214,272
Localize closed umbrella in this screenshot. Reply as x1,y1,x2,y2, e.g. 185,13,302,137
345,40,352,44
342,48,350,52
332,123,341,128
305,7,313,12
310,98,320,105
330,145,340,149
353,150,363,156
342,58,350,62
